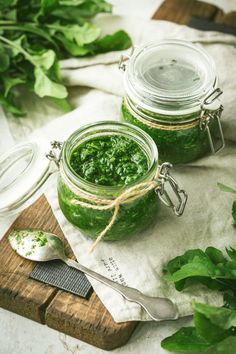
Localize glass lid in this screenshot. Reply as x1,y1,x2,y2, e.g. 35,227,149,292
0,140,54,217
124,39,217,114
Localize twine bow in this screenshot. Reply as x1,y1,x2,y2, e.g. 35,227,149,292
61,167,160,253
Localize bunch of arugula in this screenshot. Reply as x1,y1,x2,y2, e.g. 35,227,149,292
0,0,132,116
161,246,236,353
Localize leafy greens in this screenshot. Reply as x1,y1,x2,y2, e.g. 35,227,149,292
161,246,236,353
0,0,132,116
161,301,236,353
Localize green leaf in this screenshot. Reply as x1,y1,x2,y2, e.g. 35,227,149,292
34,67,67,98
164,249,216,284
0,24,59,51
50,97,72,112
161,302,236,353
223,293,236,310
41,0,58,14
31,49,56,70
56,33,91,56
194,310,231,344
93,30,132,53
192,302,236,330
213,336,236,354
10,35,27,57
226,247,236,262
0,92,25,116
232,201,236,225
0,49,10,72
205,247,227,265
161,327,212,352
163,246,236,293
51,22,100,47
218,183,236,195
56,0,112,17
2,76,26,96
74,22,101,46
59,0,86,5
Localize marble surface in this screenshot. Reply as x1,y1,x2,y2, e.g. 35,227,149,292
1,1,236,354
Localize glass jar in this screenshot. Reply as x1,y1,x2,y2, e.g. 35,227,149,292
119,40,225,164
0,121,188,242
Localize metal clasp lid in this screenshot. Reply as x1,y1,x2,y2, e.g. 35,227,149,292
46,141,63,167
155,163,188,217
118,46,138,72
200,88,225,154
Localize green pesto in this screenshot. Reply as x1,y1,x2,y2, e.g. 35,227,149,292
121,99,217,164
69,135,149,187
9,229,48,257
58,135,159,241
58,176,159,241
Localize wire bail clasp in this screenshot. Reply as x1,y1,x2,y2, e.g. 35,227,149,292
200,88,225,154
155,163,188,216
118,46,138,72
46,141,63,167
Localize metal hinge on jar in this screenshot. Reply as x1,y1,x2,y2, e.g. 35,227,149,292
118,46,138,71
46,141,63,167
200,88,225,154
155,163,188,216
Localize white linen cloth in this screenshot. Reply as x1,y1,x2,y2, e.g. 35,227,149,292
6,15,236,323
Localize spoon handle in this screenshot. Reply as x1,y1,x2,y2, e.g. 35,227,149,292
65,258,178,321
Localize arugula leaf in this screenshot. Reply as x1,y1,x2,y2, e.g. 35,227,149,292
2,76,26,96
31,49,56,70
0,44,10,72
56,32,91,56
41,0,58,14
73,22,101,46
34,67,67,98
161,302,236,354
213,336,236,354
161,302,236,353
161,327,212,352
0,92,25,116
193,302,236,331
93,30,132,53
164,246,236,293
218,183,236,195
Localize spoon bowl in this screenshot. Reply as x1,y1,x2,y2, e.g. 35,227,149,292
9,229,65,262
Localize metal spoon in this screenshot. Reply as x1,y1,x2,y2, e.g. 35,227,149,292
9,229,178,321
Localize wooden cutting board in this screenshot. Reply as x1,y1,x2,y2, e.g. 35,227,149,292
1,0,236,350
0,195,137,350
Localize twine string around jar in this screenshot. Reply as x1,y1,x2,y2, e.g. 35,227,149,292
125,98,200,131
60,166,160,253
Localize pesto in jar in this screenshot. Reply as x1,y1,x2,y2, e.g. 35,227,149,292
121,40,224,164
69,135,149,186
121,99,218,164
58,132,159,241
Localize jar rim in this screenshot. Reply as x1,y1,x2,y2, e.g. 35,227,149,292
124,39,217,115
61,121,159,197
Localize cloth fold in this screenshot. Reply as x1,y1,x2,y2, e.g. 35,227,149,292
21,15,236,322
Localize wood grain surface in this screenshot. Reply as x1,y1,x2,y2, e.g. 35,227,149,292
152,0,236,28
1,0,236,350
